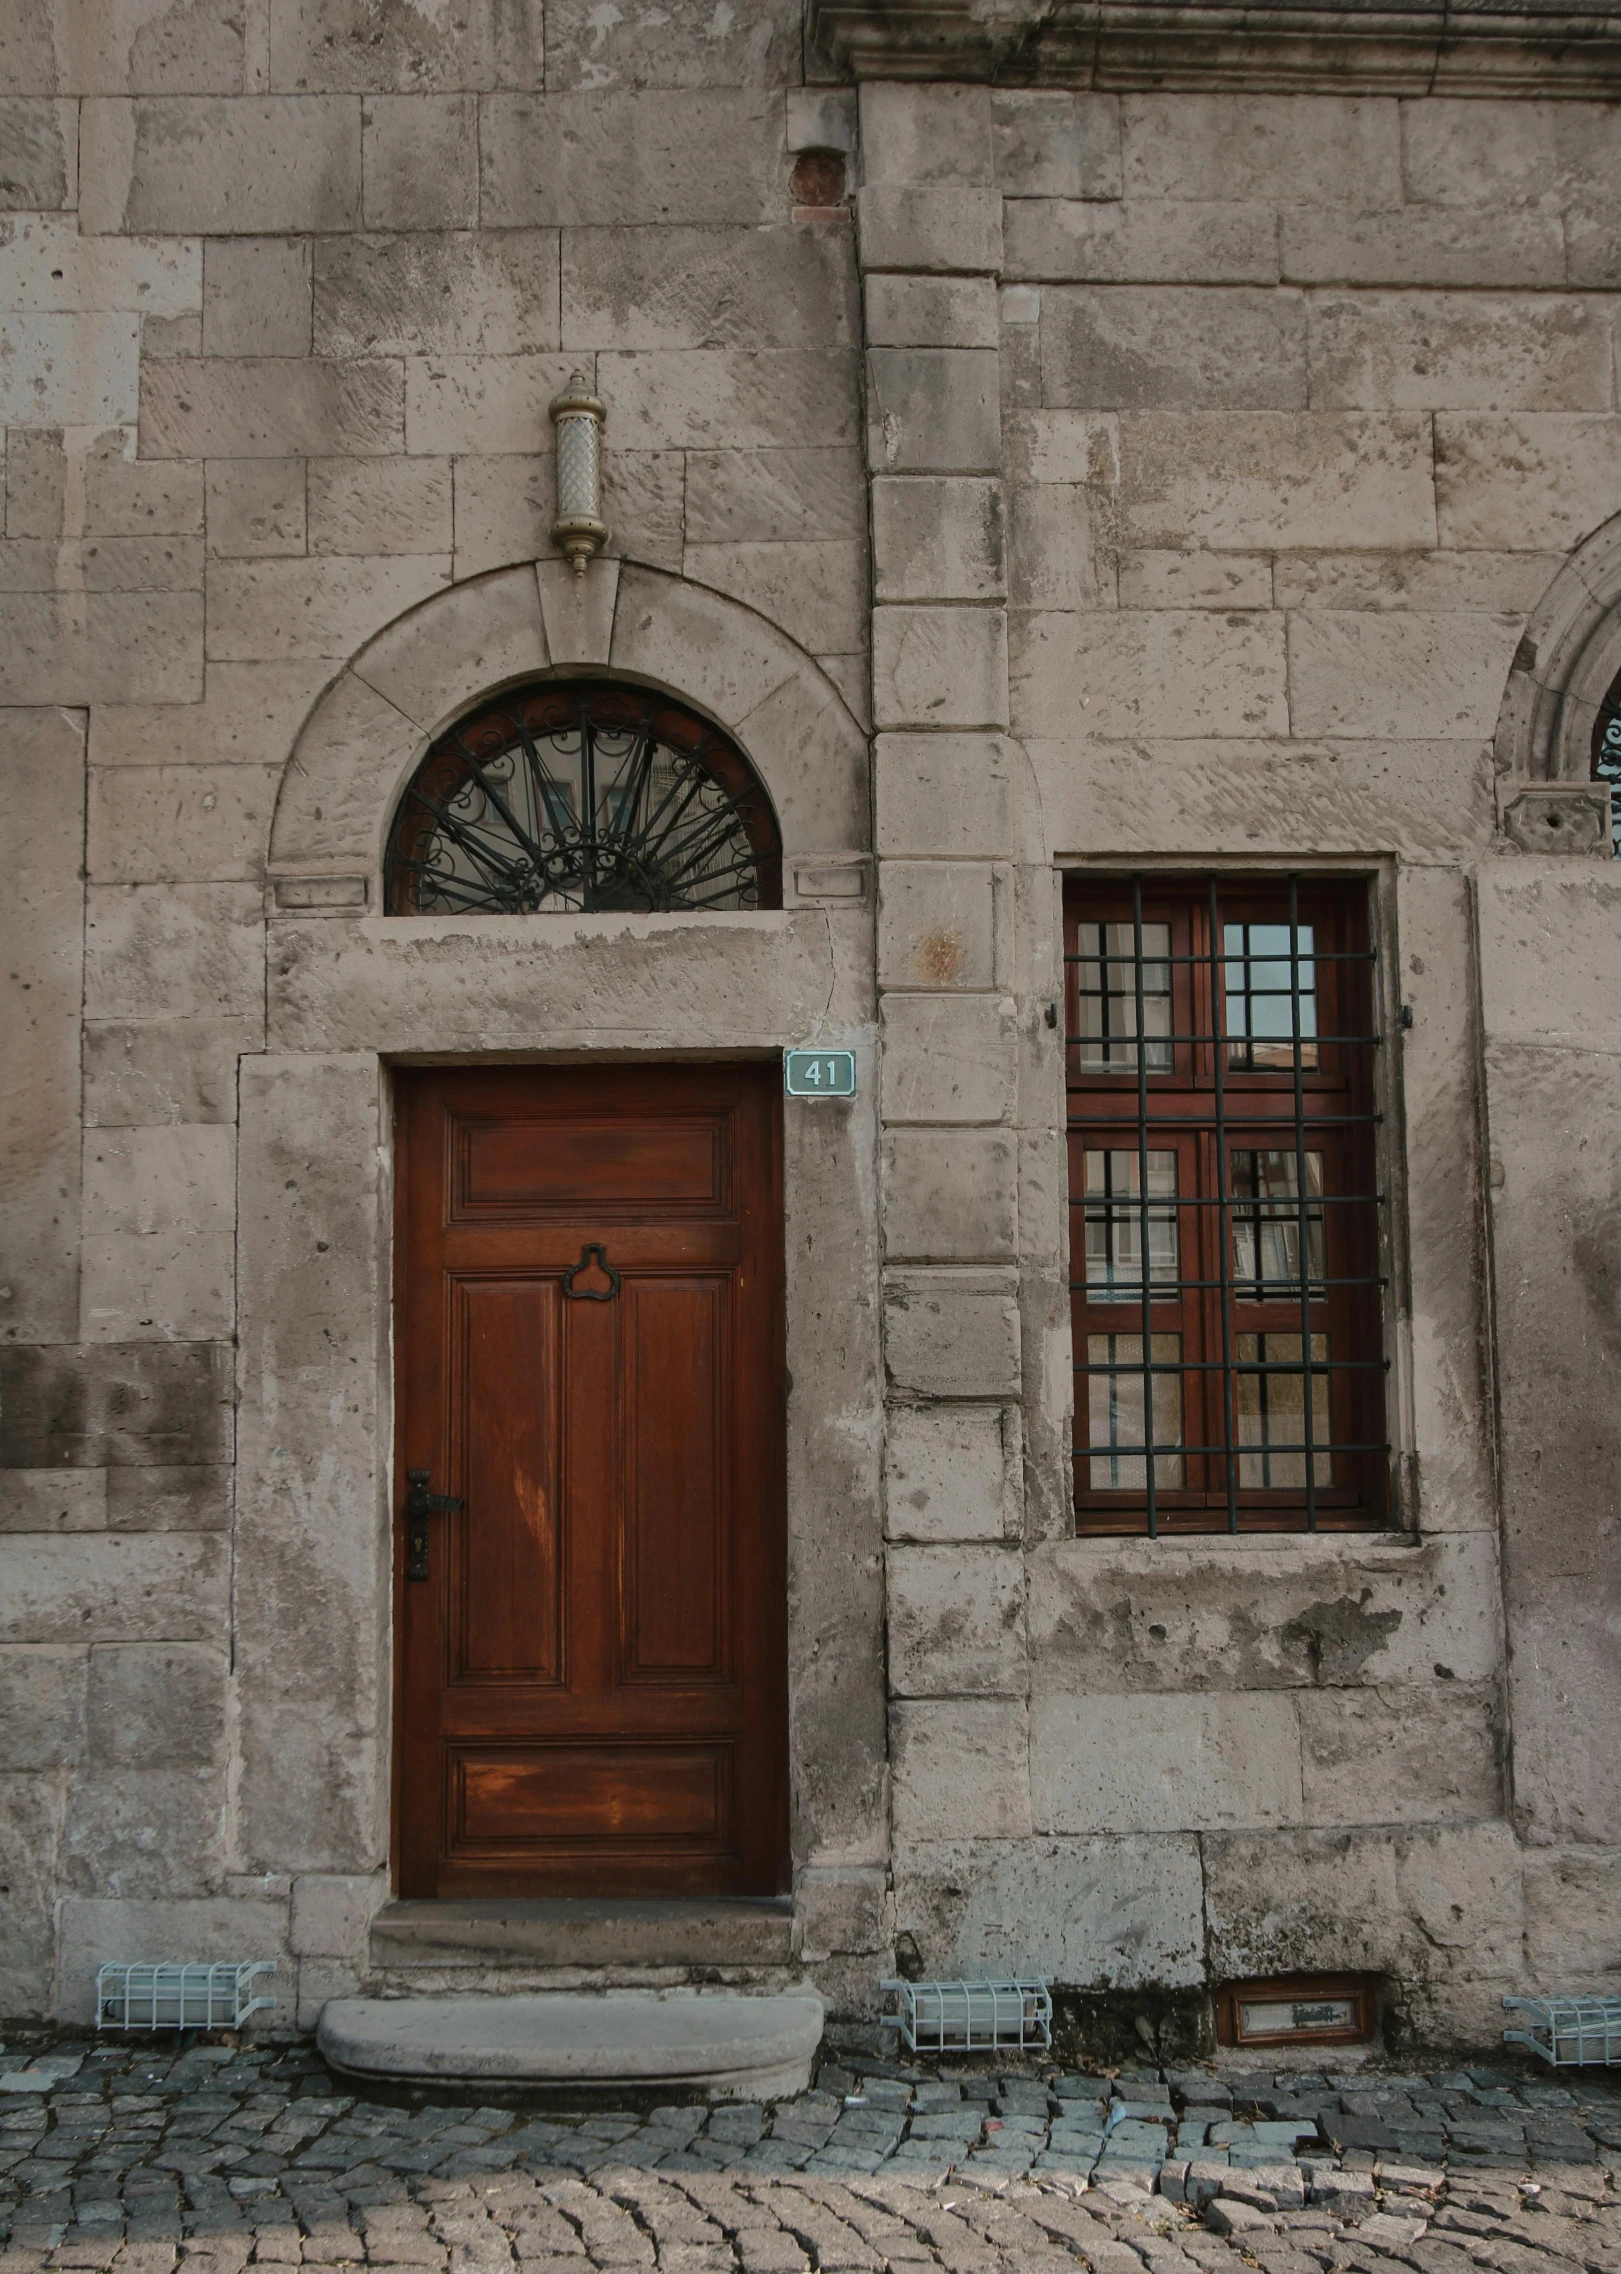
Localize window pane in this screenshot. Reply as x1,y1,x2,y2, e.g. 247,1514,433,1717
1087,1334,1184,1489
1231,1150,1326,1294
1224,920,1318,1071
1084,1150,1178,1301
1236,1331,1330,1488
1076,921,1172,1072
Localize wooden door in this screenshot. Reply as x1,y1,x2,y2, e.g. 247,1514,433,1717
393,1064,787,1897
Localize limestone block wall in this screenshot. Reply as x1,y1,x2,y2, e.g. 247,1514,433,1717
0,0,876,2027
855,78,1621,2043
4,0,1621,2042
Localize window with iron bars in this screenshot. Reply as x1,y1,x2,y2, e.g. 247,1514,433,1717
1065,875,1388,1536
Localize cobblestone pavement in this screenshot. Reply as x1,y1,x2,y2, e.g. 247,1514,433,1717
1,2038,1617,2274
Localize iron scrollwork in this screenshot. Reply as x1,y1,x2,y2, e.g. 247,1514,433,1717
384,680,783,916
1591,665,1621,856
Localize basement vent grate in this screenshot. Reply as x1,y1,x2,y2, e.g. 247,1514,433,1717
96,1962,278,2032
881,1977,1053,2054
1504,1995,1621,2067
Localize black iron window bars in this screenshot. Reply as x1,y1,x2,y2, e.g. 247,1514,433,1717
384,679,783,916
1065,874,1389,1537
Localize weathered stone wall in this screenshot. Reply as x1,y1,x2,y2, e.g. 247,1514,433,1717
2,0,1620,2040
0,2,879,2028
860,78,1621,2042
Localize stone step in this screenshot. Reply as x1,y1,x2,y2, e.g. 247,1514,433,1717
317,1990,825,2097
369,1896,796,1971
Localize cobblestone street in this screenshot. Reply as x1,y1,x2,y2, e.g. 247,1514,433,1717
1,2040,1617,2274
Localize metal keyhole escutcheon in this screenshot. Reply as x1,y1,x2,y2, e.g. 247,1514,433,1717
563,1241,621,1301
404,1468,463,1582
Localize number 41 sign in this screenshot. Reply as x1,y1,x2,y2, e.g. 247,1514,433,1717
784,1048,857,1098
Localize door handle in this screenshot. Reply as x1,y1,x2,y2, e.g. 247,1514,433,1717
563,1241,621,1301
404,1468,462,1582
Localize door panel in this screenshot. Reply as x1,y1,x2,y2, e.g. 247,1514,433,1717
448,1743,733,1849
394,1063,786,1898
458,1117,726,1214
455,1280,563,1683
625,1278,726,1681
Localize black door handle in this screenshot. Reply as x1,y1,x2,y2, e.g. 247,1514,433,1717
404,1468,462,1581
563,1241,621,1301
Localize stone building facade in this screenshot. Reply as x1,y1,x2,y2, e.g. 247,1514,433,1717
2,0,1620,2050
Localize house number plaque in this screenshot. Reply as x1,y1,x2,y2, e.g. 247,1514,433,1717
784,1048,857,1098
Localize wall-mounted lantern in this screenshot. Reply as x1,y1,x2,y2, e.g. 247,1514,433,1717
549,372,609,576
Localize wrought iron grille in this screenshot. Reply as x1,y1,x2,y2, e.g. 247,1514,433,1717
1590,665,1621,855
96,1960,277,2031
881,1977,1054,2054
384,680,782,915
1066,875,1388,1537
1504,1994,1621,2067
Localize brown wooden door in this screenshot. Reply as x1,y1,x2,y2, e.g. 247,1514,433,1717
393,1064,787,1898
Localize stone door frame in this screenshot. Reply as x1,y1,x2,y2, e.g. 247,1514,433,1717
232,559,885,1955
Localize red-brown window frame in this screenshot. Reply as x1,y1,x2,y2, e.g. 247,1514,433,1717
1065,873,1388,1537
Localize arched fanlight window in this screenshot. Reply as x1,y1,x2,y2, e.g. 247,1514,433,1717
384,680,783,915
1591,664,1621,856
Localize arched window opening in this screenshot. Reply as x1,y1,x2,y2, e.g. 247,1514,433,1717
384,679,783,915
1590,664,1621,856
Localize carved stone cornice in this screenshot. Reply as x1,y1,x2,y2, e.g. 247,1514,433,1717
808,0,1621,94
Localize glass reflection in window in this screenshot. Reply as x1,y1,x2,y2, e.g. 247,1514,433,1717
1087,1334,1184,1490
1084,1150,1179,1301
1224,921,1317,1071
1236,1331,1330,1488
1231,1149,1326,1295
1076,922,1172,1073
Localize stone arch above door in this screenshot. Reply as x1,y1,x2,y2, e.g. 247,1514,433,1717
268,559,869,902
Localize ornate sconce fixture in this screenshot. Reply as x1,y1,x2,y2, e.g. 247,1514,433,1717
549,372,609,576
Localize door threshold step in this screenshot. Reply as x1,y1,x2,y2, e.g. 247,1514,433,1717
317,1989,824,2096
370,1896,796,1970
